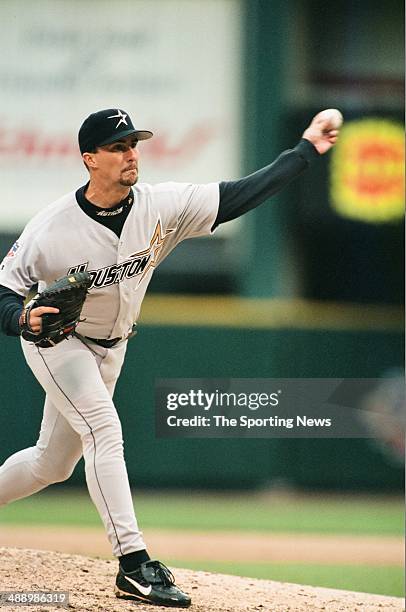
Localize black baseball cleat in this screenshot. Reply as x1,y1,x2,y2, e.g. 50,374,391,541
114,559,191,608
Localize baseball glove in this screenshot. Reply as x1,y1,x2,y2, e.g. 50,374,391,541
20,272,92,348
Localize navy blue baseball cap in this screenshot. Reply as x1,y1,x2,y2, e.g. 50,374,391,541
78,108,153,154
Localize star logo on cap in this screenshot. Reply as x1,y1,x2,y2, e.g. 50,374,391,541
107,109,128,129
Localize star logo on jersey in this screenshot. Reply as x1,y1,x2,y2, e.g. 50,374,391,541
107,109,128,129
134,219,173,282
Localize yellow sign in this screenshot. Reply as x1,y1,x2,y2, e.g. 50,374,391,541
330,119,404,223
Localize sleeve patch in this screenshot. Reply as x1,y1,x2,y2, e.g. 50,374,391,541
6,241,20,258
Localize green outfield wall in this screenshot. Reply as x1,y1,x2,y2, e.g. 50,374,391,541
1,299,403,492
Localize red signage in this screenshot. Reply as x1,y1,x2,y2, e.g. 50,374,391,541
330,119,404,222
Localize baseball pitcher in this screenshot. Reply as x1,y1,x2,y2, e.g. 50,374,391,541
0,107,340,607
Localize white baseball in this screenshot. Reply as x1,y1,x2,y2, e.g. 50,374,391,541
317,108,343,129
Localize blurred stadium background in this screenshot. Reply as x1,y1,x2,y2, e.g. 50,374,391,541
0,0,404,598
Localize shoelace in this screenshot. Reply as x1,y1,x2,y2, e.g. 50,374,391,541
148,561,175,586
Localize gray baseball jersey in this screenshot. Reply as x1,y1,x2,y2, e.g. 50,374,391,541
0,181,219,338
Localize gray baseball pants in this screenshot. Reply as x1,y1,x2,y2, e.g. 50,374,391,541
0,336,146,557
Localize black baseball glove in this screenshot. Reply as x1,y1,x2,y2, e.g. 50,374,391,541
20,272,92,348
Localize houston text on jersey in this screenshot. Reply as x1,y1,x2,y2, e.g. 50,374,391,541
68,219,174,289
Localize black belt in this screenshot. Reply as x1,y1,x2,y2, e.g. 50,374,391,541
85,336,121,348
84,326,137,349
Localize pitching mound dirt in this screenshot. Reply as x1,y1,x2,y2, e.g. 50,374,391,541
0,548,403,612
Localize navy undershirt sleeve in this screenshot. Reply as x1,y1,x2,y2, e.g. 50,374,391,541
213,139,319,229
0,285,24,336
